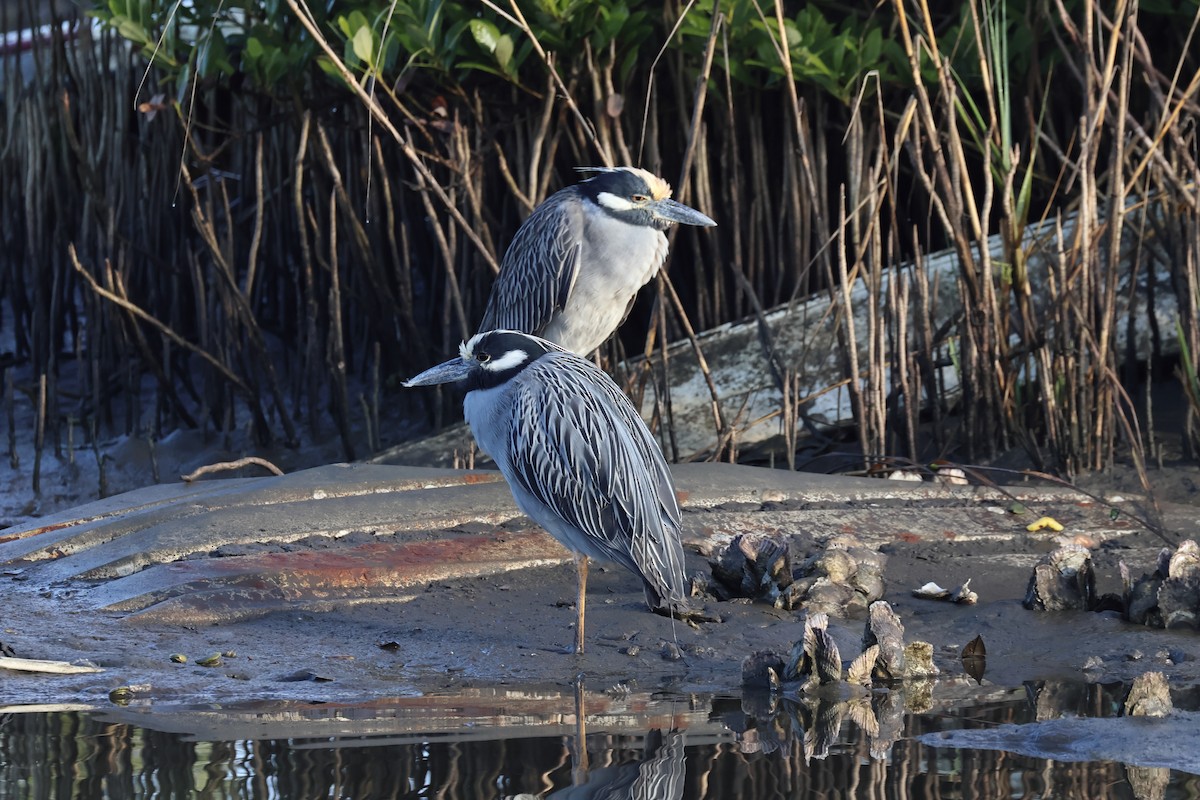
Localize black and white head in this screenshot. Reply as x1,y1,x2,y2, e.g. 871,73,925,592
576,167,717,231
404,330,558,392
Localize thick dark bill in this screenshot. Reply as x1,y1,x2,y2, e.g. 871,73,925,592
403,358,472,387
651,198,717,227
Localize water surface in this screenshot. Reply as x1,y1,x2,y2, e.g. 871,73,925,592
1,681,1196,799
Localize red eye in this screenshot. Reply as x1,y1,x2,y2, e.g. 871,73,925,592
631,194,648,203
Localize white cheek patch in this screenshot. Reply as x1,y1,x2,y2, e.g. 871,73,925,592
596,191,637,212
482,348,529,372
461,332,491,360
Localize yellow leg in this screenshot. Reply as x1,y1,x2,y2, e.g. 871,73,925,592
574,554,588,655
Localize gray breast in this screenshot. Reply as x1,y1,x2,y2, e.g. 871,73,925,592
545,217,668,353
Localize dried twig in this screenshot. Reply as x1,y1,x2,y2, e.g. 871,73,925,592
181,456,285,482
284,0,501,275
69,245,249,394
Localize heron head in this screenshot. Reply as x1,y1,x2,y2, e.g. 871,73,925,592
404,330,558,391
579,166,717,231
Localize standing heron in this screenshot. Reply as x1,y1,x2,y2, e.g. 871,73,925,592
479,167,716,355
405,329,688,654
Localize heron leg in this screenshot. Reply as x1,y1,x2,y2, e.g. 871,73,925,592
571,672,590,784
574,554,588,655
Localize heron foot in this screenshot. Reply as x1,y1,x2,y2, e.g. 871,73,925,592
652,601,721,626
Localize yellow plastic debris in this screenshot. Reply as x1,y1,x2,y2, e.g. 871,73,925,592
1026,516,1065,532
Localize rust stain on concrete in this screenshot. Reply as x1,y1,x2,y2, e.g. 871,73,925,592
97,531,571,625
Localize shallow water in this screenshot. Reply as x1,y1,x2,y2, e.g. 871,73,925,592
1,682,1196,799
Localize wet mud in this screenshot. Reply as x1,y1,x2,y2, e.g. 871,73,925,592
1,462,1197,712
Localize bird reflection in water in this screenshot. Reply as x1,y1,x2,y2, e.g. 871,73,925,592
542,728,686,800
505,675,686,800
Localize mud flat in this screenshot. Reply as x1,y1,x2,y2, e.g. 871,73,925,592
2,463,1198,753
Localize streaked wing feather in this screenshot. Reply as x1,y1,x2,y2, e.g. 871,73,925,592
506,354,685,602
479,194,581,337
606,375,681,526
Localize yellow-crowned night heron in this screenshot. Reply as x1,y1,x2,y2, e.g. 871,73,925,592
404,329,688,654
479,167,716,355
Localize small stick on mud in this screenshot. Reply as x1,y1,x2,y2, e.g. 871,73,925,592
181,457,284,482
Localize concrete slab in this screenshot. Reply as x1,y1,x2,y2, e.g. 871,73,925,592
3,461,1148,612
1,464,512,570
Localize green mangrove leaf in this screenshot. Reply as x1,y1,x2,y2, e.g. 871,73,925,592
338,10,369,40
598,2,629,43
114,16,149,46
468,18,501,52
316,54,349,87
352,23,376,66
495,33,513,71
174,60,190,99
197,28,233,79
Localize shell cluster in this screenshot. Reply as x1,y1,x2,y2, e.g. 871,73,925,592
1023,544,1097,611
1023,539,1200,630
1122,539,1200,629
1123,671,1174,717
741,600,937,694
704,532,886,617
738,601,938,761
